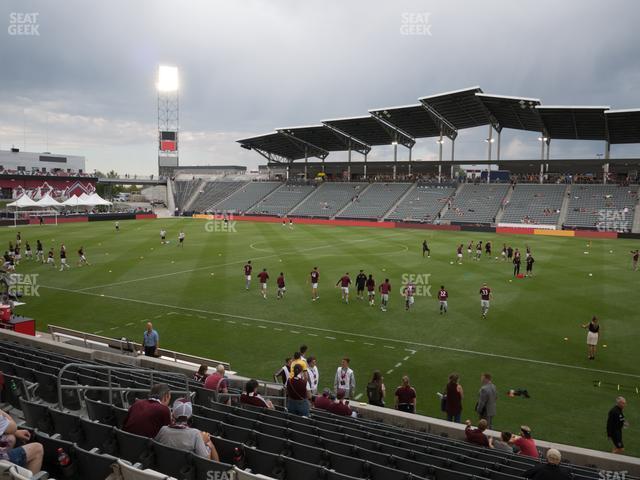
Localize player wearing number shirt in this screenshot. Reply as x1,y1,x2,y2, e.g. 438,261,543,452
631,250,639,271
310,267,320,301
457,244,464,264
77,247,89,266
257,269,269,299
46,248,55,267
475,241,483,261
366,274,376,306
438,285,448,314
36,240,44,263
59,246,70,271
485,241,492,257
479,283,492,319
244,261,252,290
379,278,391,312
336,273,351,304
403,282,416,311
276,272,286,299
467,241,473,259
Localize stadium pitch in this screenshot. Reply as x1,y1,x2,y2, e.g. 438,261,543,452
5,219,639,455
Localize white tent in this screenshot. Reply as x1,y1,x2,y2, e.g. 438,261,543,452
35,193,62,208
87,192,112,206
61,195,82,207
7,195,39,209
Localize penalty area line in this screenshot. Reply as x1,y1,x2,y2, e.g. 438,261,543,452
39,285,640,380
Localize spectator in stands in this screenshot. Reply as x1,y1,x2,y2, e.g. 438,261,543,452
476,373,497,429
395,376,417,413
464,419,492,447
141,322,159,357
328,389,354,417
509,426,538,458
334,357,355,399
204,364,230,405
307,356,319,396
366,370,385,407
607,396,627,454
123,383,171,438
0,409,43,475
155,399,219,461
193,364,208,383
313,388,333,410
273,358,291,385
290,351,308,379
286,364,311,416
444,373,463,423
240,379,274,409
492,432,514,453
523,448,570,479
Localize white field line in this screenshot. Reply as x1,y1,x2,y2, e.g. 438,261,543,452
76,233,411,292
39,285,640,380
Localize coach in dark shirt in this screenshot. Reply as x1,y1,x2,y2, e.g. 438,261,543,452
524,449,570,479
607,396,627,454
123,384,171,438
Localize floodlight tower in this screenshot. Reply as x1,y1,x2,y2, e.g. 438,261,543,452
157,65,179,176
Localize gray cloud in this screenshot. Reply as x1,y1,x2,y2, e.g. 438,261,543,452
0,0,639,174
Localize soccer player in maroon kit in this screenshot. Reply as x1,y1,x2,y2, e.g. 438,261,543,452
310,267,320,301
366,274,376,306
257,268,269,299
379,279,391,312
631,249,639,271
479,283,492,319
276,272,286,299
336,273,351,304
244,260,253,290
438,285,448,314
456,244,464,264
403,282,416,311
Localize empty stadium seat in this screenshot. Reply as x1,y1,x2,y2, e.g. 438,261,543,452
290,182,368,218
151,440,195,479
249,183,316,216
387,183,455,223
442,183,510,224
79,417,117,454
115,429,153,467
19,399,54,434
338,183,412,219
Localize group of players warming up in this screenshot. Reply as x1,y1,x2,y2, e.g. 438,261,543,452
452,240,536,277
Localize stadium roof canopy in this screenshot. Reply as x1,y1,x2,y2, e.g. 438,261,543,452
418,86,493,131
277,125,370,155
237,132,329,162
322,115,415,148
605,109,640,144
368,104,447,139
475,93,545,132
535,106,609,140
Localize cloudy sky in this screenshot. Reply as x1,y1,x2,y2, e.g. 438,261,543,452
1,0,639,175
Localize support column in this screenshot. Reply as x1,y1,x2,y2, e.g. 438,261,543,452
363,153,368,179
347,145,352,180
304,147,308,181
286,163,290,181
408,147,412,177
450,137,455,181
486,125,493,184
321,157,325,173
539,163,544,184
604,141,611,184
393,142,398,180
438,133,443,183
497,130,501,161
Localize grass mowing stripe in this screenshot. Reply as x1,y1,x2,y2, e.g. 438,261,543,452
40,284,640,380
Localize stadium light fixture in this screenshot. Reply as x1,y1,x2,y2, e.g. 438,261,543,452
484,138,495,143
537,136,548,142
391,141,398,146
436,139,445,144
157,65,179,92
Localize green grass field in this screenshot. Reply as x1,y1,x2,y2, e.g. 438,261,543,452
3,219,639,456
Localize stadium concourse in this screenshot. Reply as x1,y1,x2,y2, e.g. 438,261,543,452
1,328,640,480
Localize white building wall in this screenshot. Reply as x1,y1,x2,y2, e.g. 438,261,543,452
0,150,86,173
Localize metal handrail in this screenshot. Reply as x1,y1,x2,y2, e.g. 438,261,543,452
57,363,190,410
48,325,231,369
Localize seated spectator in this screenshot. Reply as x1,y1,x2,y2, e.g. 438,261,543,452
123,384,172,438
155,399,219,461
524,448,570,479
240,379,274,409
204,364,230,405
492,431,514,452
286,364,311,416
193,364,209,383
327,390,354,417
313,388,333,410
510,425,538,458
464,419,492,447
394,376,416,413
0,409,43,475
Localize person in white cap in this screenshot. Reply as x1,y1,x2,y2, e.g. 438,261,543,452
155,398,219,461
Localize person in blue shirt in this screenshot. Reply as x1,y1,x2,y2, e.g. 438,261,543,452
142,322,159,357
